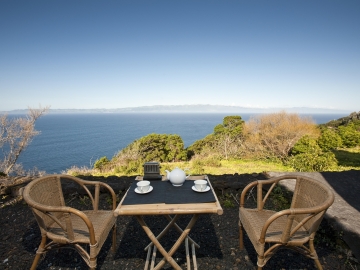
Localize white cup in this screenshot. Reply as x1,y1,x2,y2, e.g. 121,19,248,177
194,180,207,191
137,180,150,193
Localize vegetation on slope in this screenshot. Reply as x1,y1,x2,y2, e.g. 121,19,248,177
67,111,360,177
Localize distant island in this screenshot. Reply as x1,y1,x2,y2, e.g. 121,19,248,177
1,105,353,115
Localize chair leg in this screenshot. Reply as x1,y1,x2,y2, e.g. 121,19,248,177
239,222,244,250
30,235,47,270
89,257,96,270
257,255,264,270
309,238,323,270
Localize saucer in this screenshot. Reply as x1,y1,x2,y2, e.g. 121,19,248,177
192,185,210,193
135,186,153,194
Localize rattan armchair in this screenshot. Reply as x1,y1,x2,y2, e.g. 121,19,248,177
239,175,334,270
23,174,117,270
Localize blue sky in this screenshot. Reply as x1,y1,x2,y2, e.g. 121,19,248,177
1,0,359,111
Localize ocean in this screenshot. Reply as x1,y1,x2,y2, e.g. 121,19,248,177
8,113,346,174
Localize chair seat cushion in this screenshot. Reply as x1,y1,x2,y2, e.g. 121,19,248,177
240,208,309,254
47,210,116,248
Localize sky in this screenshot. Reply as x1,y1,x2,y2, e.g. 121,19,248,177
1,0,359,112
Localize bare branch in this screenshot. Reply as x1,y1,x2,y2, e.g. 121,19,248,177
0,105,50,176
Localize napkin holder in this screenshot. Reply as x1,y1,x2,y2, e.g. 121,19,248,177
143,161,162,180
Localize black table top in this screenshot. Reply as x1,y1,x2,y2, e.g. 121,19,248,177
122,180,216,205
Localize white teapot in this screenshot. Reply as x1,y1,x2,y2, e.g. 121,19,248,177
165,167,190,186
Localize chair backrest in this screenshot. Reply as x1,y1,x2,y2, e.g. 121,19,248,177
24,175,66,232
291,176,334,234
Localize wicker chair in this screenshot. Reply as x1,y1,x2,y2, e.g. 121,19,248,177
239,175,334,270
23,174,117,270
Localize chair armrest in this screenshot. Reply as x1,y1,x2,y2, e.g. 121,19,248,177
29,202,97,245
259,204,332,244
240,181,258,206
97,182,117,210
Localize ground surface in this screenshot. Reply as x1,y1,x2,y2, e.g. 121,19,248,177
1,173,359,270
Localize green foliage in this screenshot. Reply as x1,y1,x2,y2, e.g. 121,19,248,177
288,152,337,172
337,123,360,148
188,155,222,175
213,116,244,159
136,133,187,162
319,111,360,129
317,128,343,151
187,116,244,160
214,115,244,136
213,116,244,139
288,136,338,172
222,193,235,208
118,159,143,175
203,155,222,167
191,159,205,175
291,135,320,155
186,134,216,158
109,133,187,175
93,156,110,171
0,171,6,177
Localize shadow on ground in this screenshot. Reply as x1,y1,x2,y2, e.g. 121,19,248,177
321,170,360,212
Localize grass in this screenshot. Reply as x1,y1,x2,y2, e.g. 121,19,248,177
333,146,360,170
153,159,294,176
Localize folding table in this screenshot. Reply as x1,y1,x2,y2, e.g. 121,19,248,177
114,175,223,270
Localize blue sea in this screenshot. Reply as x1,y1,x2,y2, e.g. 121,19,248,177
10,113,346,174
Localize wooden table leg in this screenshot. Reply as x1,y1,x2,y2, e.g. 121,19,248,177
144,214,181,251
185,237,191,270
144,214,200,252
153,214,199,270
136,216,182,270
165,215,200,249
192,242,198,270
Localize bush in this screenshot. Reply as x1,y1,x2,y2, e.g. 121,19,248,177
93,156,110,171
117,159,143,175
190,159,205,175
135,133,187,162
287,152,337,172
288,136,338,171
291,135,320,155
317,128,342,151
186,134,216,159
243,111,319,160
203,155,222,167
338,123,360,148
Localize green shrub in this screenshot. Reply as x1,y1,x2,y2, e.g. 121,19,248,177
135,133,187,162
288,136,338,171
191,159,205,175
317,128,343,151
122,159,143,175
222,193,235,208
338,124,360,148
288,152,337,172
93,156,110,171
291,135,319,155
203,155,222,167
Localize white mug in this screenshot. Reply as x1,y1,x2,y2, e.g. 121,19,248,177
137,180,150,193
194,180,207,191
